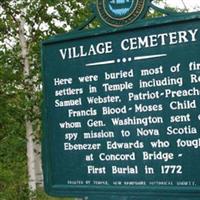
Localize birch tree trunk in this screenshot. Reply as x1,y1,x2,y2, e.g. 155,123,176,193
18,17,37,193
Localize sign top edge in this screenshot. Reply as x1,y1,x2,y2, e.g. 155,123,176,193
42,11,200,45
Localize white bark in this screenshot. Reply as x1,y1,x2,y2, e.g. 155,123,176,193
19,17,37,192
25,119,37,192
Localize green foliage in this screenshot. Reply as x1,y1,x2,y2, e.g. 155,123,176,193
0,50,29,200
0,0,90,199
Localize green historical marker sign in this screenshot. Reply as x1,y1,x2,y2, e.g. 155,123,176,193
42,1,200,199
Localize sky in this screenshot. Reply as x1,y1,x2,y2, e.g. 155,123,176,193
159,0,200,11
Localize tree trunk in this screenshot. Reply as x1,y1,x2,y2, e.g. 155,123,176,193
25,118,37,192
18,17,37,193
